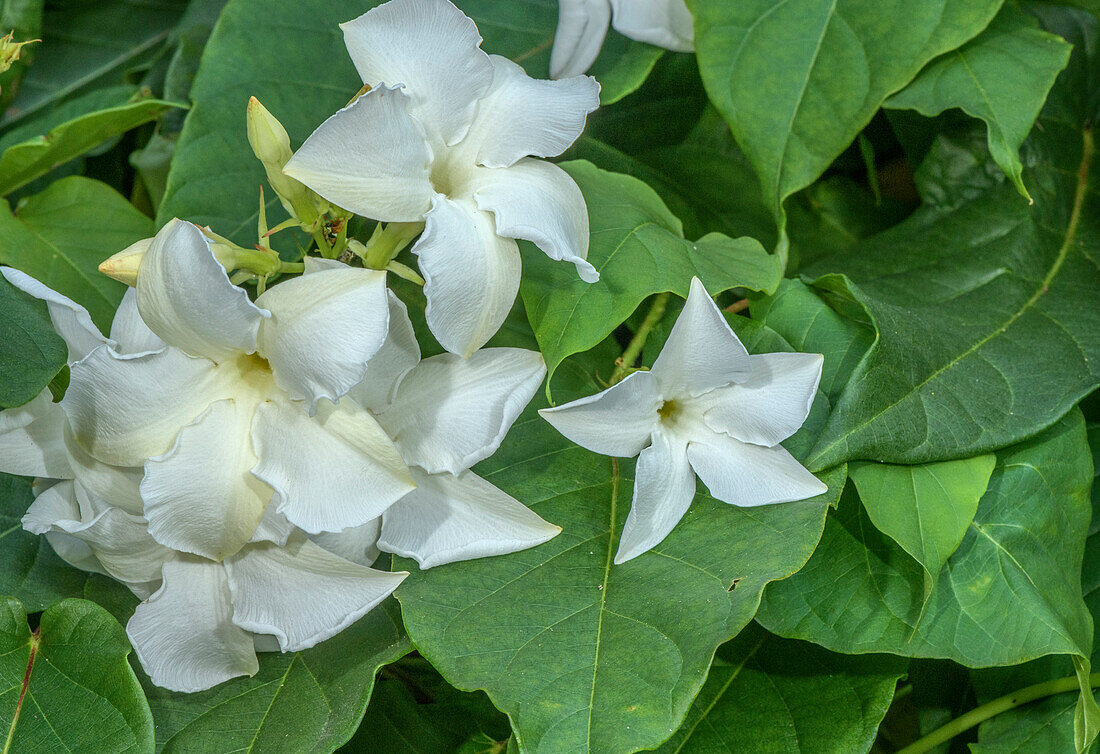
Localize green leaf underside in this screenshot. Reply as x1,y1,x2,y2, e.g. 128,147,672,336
0,0,188,130
884,6,1072,200
759,410,1094,676
396,320,846,754
655,624,906,753
850,454,996,582
522,160,781,397
0,596,153,753
159,0,657,251
0,94,179,196
144,600,410,753
0,277,66,409
688,0,1002,234
0,176,152,332
804,10,1100,469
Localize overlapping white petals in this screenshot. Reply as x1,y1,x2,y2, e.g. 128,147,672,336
615,429,694,564
128,558,259,693
62,425,145,515
226,536,407,651
340,0,493,146
349,292,420,413
63,345,225,466
109,288,165,355
650,277,750,397
309,519,382,567
379,468,560,568
283,87,433,221
136,219,268,362
467,55,600,168
539,371,660,457
687,435,827,507
1,266,110,361
473,159,597,282
251,399,414,534
415,196,521,357
378,347,546,475
142,399,270,561
700,353,823,448
0,391,70,479
255,266,389,411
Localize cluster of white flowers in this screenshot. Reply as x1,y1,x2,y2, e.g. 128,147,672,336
0,0,824,693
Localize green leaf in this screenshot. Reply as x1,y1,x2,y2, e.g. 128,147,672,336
159,0,657,248
0,474,133,612
655,624,906,753
521,160,781,397
759,410,1095,683
687,0,1002,244
0,595,153,753
803,9,1100,469
884,6,1072,201
850,454,996,583
0,92,180,196
395,331,844,753
0,176,152,332
0,273,66,408
143,600,410,753
1,0,188,130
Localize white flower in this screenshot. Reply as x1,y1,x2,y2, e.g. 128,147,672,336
307,282,561,569
539,278,827,564
0,268,406,693
550,0,695,79
283,0,601,357
59,219,415,561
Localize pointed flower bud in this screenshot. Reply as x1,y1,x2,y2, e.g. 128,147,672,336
99,237,153,285
246,97,326,226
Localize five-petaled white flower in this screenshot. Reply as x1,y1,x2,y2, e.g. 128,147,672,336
299,270,561,569
0,266,407,692
540,278,827,564
284,0,601,358
550,0,694,79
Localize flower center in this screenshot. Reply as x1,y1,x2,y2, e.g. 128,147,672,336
657,399,680,422
228,352,276,397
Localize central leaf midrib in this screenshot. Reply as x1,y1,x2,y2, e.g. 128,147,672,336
809,127,1095,466
585,459,620,750
2,632,38,754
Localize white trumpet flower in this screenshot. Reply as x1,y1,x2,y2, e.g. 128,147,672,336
550,0,695,79
284,0,600,357
0,266,406,692
540,278,827,564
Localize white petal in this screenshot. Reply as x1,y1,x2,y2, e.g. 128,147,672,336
226,535,407,652
250,399,414,534
1,266,110,362
109,288,165,356
687,432,827,508
142,399,271,561
24,482,173,586
610,0,695,52
136,219,268,362
539,370,660,457
473,159,597,282
615,429,694,564
63,345,225,466
348,291,421,413
63,423,145,516
379,468,560,568
415,195,520,357
250,504,295,547
283,86,434,221
467,55,599,168
22,481,107,576
255,267,389,412
650,277,750,398
700,353,823,447
339,0,493,145
378,347,545,475
128,557,258,693
0,391,70,479
550,0,611,78
309,518,382,567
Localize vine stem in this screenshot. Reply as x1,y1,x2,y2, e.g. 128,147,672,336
609,292,669,385
897,672,1100,754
